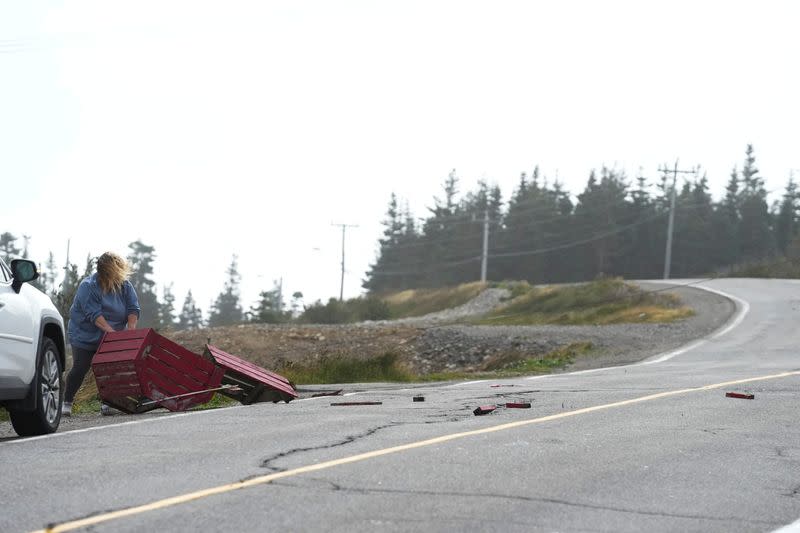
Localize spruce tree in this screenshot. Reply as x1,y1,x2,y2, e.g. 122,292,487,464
737,145,775,260
127,240,160,328
177,290,204,330
0,232,20,263
249,280,285,323
775,176,798,255
208,255,243,327
158,283,177,330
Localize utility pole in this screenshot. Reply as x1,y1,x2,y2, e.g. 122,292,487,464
480,208,489,282
332,223,358,301
660,160,697,279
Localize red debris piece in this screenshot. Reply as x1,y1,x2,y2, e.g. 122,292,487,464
473,405,497,416
505,402,532,409
204,344,297,404
93,329,224,414
725,392,755,400
330,401,383,406
490,384,516,388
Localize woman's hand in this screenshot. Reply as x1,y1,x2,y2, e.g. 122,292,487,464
127,314,138,330
94,315,115,334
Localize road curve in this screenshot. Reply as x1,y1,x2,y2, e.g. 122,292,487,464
1,279,799,533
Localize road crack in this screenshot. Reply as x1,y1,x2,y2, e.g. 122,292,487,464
258,423,399,473
271,480,781,526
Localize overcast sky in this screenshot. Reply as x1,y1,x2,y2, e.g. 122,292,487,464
2,1,798,315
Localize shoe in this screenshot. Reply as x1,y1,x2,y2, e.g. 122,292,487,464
100,403,112,416
62,402,72,417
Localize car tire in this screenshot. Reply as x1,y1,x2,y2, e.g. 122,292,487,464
9,337,63,436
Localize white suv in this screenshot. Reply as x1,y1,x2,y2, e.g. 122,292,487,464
0,257,66,436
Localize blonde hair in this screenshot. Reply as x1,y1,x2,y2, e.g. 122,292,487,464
96,252,132,293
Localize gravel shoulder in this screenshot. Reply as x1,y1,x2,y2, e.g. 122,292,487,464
0,283,735,439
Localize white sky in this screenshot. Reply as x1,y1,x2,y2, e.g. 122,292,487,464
2,1,799,315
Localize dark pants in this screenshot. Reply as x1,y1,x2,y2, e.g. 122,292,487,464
65,346,97,403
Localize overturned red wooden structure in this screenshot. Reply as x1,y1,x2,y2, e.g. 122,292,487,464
92,329,296,413
204,344,297,404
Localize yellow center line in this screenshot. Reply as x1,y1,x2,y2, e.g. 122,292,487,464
36,370,800,533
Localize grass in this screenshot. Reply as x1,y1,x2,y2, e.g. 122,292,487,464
382,281,487,318
479,278,694,325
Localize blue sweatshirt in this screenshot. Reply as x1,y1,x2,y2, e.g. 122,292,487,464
68,273,141,350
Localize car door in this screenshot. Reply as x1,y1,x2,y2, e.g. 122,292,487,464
0,259,36,387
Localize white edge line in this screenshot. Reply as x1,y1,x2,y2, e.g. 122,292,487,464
446,380,488,387
0,405,248,447
772,518,800,533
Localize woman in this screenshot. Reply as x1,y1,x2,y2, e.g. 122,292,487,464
63,252,140,416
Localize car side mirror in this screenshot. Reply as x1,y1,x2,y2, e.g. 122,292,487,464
10,259,39,294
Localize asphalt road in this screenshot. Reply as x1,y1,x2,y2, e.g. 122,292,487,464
1,279,799,533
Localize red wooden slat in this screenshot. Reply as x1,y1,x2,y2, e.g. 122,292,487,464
93,361,136,374
102,329,151,342
217,355,291,386
95,339,145,355
212,353,289,384
151,341,217,376
148,345,217,384
97,385,142,397
207,345,293,386
153,336,217,375
93,350,141,365
144,355,206,391
140,368,191,397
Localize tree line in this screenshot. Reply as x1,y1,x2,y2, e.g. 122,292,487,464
4,145,799,327
363,145,800,292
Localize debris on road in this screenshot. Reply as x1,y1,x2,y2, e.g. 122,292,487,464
92,329,297,414
330,401,383,406
505,402,532,409
309,390,344,397
473,405,497,416
725,392,755,400
204,344,297,404
490,384,517,388
139,385,242,407
413,396,425,402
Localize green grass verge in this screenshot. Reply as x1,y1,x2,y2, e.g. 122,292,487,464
479,278,693,325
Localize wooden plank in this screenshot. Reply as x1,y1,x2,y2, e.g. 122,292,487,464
93,350,141,365
153,336,217,376
207,346,288,381
95,372,138,385
95,339,146,355
98,385,142,397
102,329,151,342
147,345,216,384
93,361,137,375
140,368,191,397
144,355,206,390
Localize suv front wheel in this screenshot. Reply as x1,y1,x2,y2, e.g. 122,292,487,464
9,337,63,436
